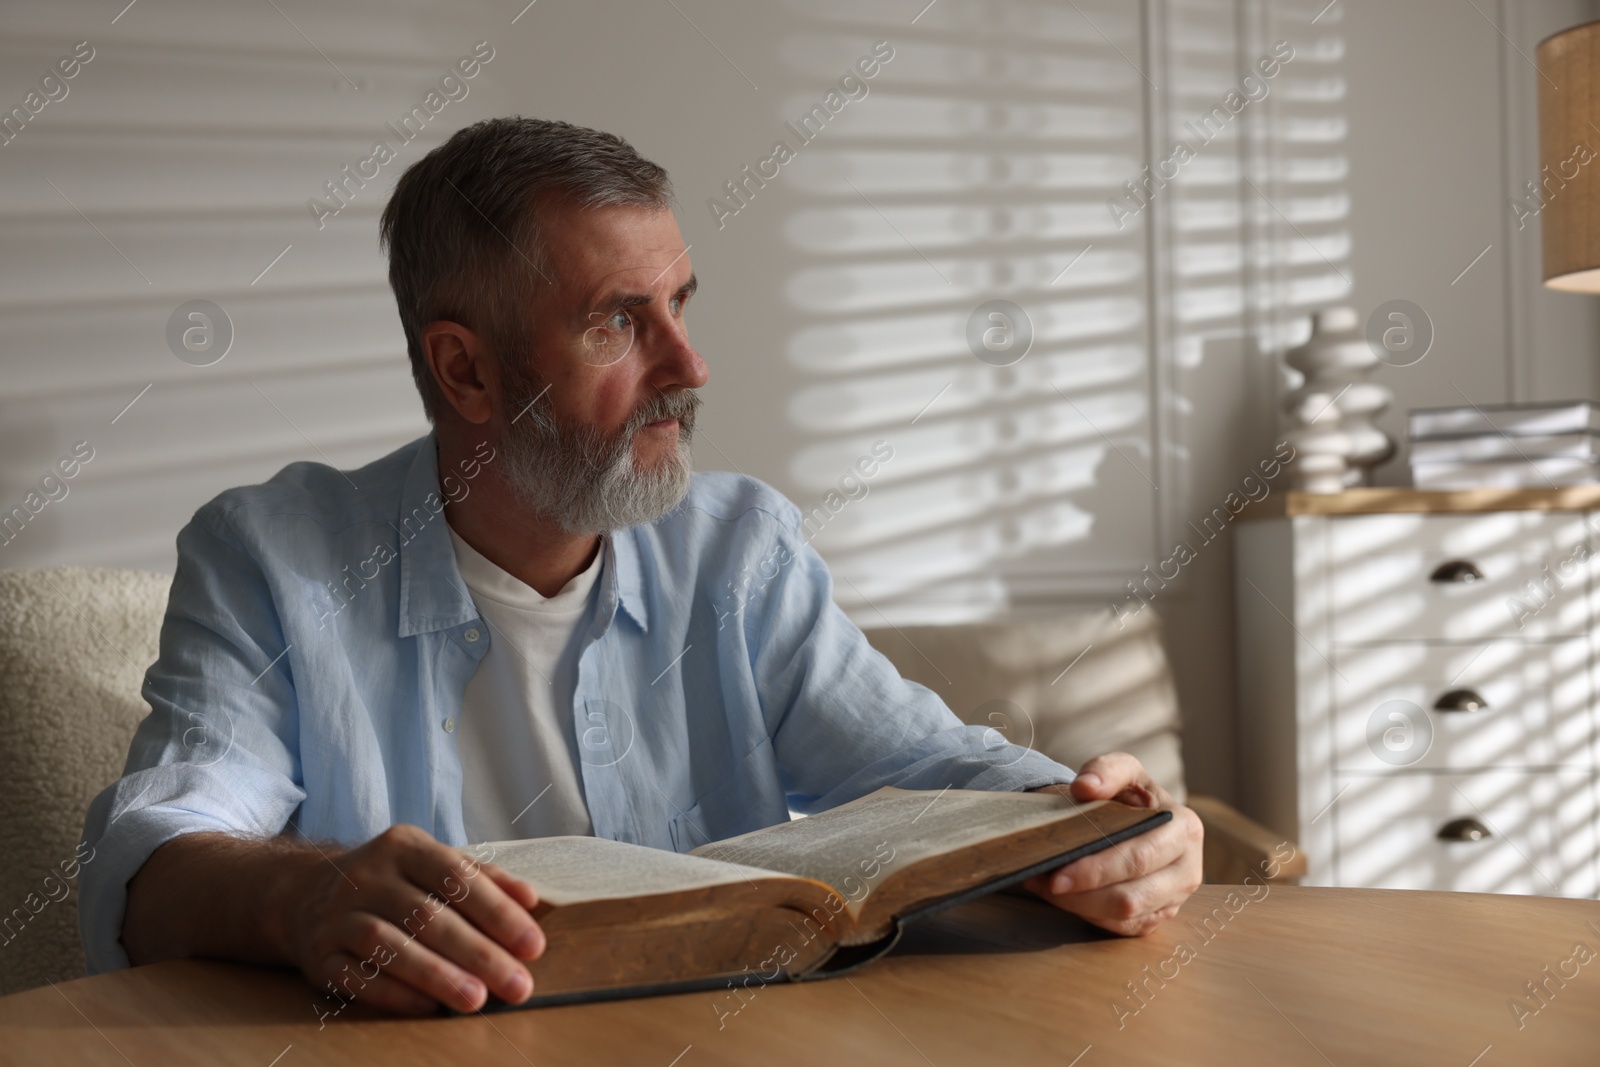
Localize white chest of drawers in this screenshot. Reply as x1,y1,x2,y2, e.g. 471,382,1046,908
1234,490,1600,897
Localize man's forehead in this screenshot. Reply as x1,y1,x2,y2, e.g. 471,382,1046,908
544,204,690,298
585,253,691,289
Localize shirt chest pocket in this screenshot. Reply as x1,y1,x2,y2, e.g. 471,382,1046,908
665,736,792,852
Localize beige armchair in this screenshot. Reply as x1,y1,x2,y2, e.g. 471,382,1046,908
862,605,1305,889
0,566,171,996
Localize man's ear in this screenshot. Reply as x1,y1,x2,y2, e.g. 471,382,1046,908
422,320,496,425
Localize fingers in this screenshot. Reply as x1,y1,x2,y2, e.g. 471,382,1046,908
320,872,540,1012
479,862,541,912
1048,807,1197,895
1027,805,1205,937
1075,805,1203,893
1070,751,1156,805
299,827,546,1015
399,846,545,964
1071,751,1178,812
335,910,506,1013
315,949,436,1016
1035,851,1199,936
400,893,535,1006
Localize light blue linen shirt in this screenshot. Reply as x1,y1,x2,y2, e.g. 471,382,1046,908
79,433,1074,973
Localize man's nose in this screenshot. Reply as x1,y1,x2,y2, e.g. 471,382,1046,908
649,319,709,390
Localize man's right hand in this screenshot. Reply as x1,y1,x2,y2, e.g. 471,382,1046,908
282,824,545,1014
123,824,546,1016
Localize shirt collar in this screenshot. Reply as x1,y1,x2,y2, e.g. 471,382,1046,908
396,432,651,637
396,433,479,638
609,524,650,633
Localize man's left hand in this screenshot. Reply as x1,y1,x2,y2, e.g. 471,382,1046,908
1023,751,1203,936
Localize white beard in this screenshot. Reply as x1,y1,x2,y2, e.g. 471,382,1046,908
497,384,699,534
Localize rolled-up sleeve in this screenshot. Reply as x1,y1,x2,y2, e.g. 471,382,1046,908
79,504,306,974
743,512,1075,812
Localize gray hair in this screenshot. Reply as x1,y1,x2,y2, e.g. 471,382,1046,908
378,117,674,421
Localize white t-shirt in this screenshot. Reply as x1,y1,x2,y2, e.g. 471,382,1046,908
448,523,601,843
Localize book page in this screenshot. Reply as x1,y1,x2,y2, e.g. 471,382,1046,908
689,788,1106,903
480,836,787,908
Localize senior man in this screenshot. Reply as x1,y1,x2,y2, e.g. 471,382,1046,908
80,117,1202,1015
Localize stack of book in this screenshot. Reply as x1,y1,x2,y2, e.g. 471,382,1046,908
1409,401,1600,489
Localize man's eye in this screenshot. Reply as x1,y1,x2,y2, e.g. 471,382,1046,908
670,297,684,315
605,309,630,331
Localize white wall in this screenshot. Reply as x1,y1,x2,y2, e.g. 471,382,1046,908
1339,0,1600,476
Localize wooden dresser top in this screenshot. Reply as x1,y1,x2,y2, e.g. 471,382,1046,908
1244,486,1600,520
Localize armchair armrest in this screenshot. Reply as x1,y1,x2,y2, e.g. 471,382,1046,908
1186,794,1306,885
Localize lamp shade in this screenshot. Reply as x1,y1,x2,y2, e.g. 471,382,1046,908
1539,20,1600,292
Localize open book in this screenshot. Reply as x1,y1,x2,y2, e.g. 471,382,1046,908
475,786,1171,1009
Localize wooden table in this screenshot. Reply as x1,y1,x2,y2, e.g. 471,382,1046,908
4,885,1596,1066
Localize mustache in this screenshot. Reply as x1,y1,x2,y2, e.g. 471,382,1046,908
625,388,700,438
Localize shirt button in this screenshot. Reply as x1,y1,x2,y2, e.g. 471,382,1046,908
464,628,481,642
443,717,456,733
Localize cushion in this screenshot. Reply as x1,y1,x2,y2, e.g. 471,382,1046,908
0,567,169,994
861,605,1187,802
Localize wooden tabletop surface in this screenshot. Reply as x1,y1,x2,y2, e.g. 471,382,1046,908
3,885,1596,1066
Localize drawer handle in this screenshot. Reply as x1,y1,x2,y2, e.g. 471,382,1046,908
1437,817,1492,843
1429,560,1485,584
1433,688,1489,713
